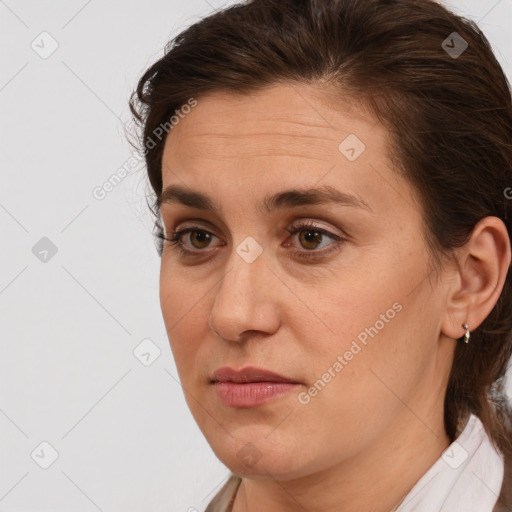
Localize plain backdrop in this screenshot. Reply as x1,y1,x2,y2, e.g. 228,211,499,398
1,1,511,511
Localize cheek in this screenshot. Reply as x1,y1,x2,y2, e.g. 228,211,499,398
159,265,208,374
291,255,405,359
292,243,433,408
285,298,428,464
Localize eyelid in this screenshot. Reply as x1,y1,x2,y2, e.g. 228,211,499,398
286,218,346,238
170,218,346,239
170,218,221,235
161,211,229,239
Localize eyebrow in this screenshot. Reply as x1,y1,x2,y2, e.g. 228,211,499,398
157,184,373,214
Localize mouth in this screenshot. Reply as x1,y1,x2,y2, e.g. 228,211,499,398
210,366,301,408
210,365,300,384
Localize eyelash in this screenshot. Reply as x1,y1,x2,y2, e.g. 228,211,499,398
160,221,346,260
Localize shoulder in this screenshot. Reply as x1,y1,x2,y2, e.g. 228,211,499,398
205,474,242,512
494,448,512,512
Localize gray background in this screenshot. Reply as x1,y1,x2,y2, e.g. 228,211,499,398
1,1,511,511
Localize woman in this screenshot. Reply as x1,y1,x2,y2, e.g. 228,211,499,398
129,0,512,510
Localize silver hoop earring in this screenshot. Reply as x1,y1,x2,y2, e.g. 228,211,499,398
462,323,470,344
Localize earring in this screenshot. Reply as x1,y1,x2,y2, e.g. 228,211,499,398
462,323,470,344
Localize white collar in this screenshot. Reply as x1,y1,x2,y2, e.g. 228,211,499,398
396,414,504,512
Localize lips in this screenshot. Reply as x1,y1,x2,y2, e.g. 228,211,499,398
210,366,301,408
210,366,299,384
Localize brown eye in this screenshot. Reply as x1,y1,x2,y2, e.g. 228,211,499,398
163,225,223,257
188,230,213,249
285,221,346,258
298,229,324,250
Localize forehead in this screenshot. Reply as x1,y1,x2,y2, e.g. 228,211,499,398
165,82,376,146
159,82,416,220
162,83,388,170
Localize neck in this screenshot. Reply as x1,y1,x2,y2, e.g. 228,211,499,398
231,404,451,512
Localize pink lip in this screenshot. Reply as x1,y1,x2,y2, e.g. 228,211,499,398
210,366,301,408
211,366,299,384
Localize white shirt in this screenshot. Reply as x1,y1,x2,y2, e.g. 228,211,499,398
396,414,504,512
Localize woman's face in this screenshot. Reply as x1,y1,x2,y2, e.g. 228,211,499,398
159,83,455,479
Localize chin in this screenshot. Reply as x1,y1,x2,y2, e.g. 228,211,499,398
207,432,314,480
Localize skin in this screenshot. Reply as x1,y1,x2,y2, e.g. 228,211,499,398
158,82,511,512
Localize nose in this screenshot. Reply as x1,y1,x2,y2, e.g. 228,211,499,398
208,249,281,343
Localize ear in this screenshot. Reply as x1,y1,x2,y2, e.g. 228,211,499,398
441,216,511,340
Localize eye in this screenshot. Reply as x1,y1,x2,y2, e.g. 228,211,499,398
284,221,346,257
161,226,222,256
182,229,214,249
160,220,346,260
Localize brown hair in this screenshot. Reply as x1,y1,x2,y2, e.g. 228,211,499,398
129,0,512,469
